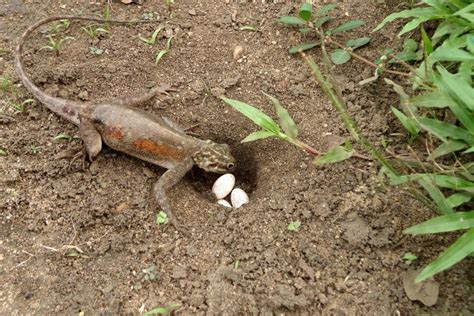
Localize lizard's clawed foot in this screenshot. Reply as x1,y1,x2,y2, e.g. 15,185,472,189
152,83,177,96
58,147,88,170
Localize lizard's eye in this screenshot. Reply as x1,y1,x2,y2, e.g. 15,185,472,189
227,163,235,170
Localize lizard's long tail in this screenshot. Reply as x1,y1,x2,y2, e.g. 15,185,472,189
15,15,158,125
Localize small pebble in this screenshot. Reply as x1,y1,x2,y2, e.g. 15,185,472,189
217,199,232,208
212,173,235,199
230,188,249,208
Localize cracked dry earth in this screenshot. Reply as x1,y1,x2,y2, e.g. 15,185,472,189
1,0,473,315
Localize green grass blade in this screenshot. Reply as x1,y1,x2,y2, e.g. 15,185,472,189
404,211,474,235
391,106,420,136
421,25,433,55
372,7,439,32
263,92,298,139
447,192,473,208
241,130,275,143
415,228,474,283
428,140,467,160
410,91,451,108
313,144,353,165
436,66,474,112
418,177,454,214
430,47,474,62
221,97,280,134
399,16,433,36
419,117,474,145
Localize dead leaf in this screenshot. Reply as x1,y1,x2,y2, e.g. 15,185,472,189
402,269,439,306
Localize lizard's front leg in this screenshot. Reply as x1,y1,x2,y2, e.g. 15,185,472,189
153,157,194,230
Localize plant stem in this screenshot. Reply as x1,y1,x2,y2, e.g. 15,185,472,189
324,36,413,78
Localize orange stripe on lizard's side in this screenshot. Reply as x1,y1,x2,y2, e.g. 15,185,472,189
109,126,124,140
133,139,185,161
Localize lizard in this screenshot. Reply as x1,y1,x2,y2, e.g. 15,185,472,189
15,15,236,230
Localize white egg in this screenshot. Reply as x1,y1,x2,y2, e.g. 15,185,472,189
217,199,232,208
230,188,249,208
212,173,235,199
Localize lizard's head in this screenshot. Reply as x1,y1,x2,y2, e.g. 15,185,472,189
193,140,236,173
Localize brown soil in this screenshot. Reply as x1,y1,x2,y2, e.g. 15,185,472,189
1,0,472,315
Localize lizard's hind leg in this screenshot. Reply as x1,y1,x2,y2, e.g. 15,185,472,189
111,84,174,107
79,120,102,161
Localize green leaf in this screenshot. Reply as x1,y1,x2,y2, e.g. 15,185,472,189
221,97,280,134
430,47,474,62
391,106,420,136
288,220,301,231
144,304,181,316
410,91,451,108
421,25,433,55
419,117,474,145
277,16,306,25
436,65,474,112
402,252,418,262
392,174,474,193
372,7,439,32
346,37,371,50
414,228,474,283
404,39,418,52
428,140,467,160
156,211,168,224
313,143,354,165
391,51,418,62
330,49,351,64
241,130,275,143
418,177,453,214
404,211,474,235
447,192,473,208
399,16,432,36
458,61,474,84
155,50,168,64
331,19,365,34
289,42,319,54
467,34,474,53
299,3,312,21
263,92,298,139
316,3,339,16
314,16,331,28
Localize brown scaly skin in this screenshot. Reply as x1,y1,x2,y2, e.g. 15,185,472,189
16,16,236,231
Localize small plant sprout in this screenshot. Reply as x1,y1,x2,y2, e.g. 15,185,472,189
144,304,180,316
402,252,418,265
31,145,42,154
0,74,13,93
81,25,108,39
156,211,169,225
139,27,163,45
221,93,356,164
9,99,34,113
155,36,173,64
0,148,6,156
277,2,371,65
288,220,301,232
40,35,75,56
89,47,105,55
164,0,174,10
103,3,112,30
51,19,71,33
